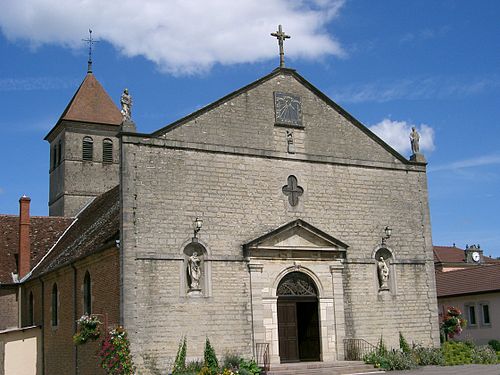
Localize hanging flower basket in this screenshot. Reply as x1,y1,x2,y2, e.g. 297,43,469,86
73,314,102,345
441,306,466,339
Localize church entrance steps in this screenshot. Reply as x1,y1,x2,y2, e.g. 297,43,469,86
266,361,382,375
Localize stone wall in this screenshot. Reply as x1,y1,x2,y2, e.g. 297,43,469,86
121,69,438,372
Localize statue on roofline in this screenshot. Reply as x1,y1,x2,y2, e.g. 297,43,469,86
120,88,132,121
410,126,420,154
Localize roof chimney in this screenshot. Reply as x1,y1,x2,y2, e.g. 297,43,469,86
18,195,31,278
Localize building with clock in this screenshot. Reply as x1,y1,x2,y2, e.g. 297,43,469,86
2,60,440,374
434,245,500,344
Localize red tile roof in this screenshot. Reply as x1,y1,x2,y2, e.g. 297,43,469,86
436,264,500,297
59,73,122,126
0,216,74,284
433,245,499,264
29,185,119,279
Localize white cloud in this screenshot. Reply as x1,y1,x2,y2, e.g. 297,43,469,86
0,0,346,75
429,154,500,172
369,118,435,155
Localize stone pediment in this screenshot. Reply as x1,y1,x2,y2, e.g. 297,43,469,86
243,219,348,260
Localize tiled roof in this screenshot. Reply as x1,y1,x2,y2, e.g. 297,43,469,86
433,245,499,264
436,264,500,297
433,246,465,263
0,215,73,284
29,185,119,279
59,73,122,126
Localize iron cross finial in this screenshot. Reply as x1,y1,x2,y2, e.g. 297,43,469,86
82,29,100,73
271,25,291,68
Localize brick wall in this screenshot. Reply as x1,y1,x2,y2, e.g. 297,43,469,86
20,247,119,374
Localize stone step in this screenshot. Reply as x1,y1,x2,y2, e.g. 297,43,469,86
266,361,383,375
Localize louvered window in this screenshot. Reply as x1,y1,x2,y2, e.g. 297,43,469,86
103,138,113,164
82,136,93,161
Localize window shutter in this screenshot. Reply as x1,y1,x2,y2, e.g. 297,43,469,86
83,137,93,161
103,139,113,163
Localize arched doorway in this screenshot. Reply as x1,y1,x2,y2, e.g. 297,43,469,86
277,272,321,363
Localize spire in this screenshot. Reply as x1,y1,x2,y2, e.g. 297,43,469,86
82,29,99,73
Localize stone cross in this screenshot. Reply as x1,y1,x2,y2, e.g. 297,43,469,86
82,29,99,73
282,175,303,206
271,25,291,68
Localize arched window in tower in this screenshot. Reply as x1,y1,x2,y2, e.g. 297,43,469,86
82,136,93,161
102,138,113,164
57,140,62,165
28,291,34,326
83,271,92,314
51,283,58,326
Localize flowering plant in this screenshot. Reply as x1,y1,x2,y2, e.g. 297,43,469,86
73,314,101,345
98,326,135,375
441,306,467,339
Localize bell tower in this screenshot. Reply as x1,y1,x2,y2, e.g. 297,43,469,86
44,71,122,217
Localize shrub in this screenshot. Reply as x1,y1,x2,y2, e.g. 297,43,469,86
203,337,219,373
172,337,187,374
364,350,417,371
377,336,388,356
442,341,473,366
238,358,261,375
399,332,411,354
412,345,445,366
471,345,498,364
222,353,240,371
488,339,500,352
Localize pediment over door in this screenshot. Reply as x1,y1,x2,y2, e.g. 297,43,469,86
243,219,348,260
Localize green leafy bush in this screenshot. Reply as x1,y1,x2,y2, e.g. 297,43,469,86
488,339,500,352
238,358,261,375
442,341,473,366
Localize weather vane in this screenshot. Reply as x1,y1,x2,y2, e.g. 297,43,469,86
82,29,100,73
271,25,291,68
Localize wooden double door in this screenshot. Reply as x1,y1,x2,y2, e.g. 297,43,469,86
277,297,321,363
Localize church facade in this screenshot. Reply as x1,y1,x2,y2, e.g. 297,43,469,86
119,67,439,369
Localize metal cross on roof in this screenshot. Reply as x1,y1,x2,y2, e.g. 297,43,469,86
82,29,100,73
271,25,291,68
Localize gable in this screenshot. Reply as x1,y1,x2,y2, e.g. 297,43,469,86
153,68,408,165
243,219,348,260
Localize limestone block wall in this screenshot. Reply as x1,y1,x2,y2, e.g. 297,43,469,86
121,136,439,372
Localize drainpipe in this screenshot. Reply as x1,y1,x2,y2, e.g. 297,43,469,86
41,278,45,375
71,264,78,375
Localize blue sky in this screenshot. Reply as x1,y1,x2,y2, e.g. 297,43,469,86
0,1,499,257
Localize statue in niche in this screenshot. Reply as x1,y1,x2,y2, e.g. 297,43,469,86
377,256,390,290
286,130,295,154
409,126,420,154
188,252,202,290
120,88,133,121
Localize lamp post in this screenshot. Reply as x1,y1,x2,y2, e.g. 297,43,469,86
381,226,392,245
193,217,203,238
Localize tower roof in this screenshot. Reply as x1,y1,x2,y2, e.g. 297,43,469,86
45,72,122,140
